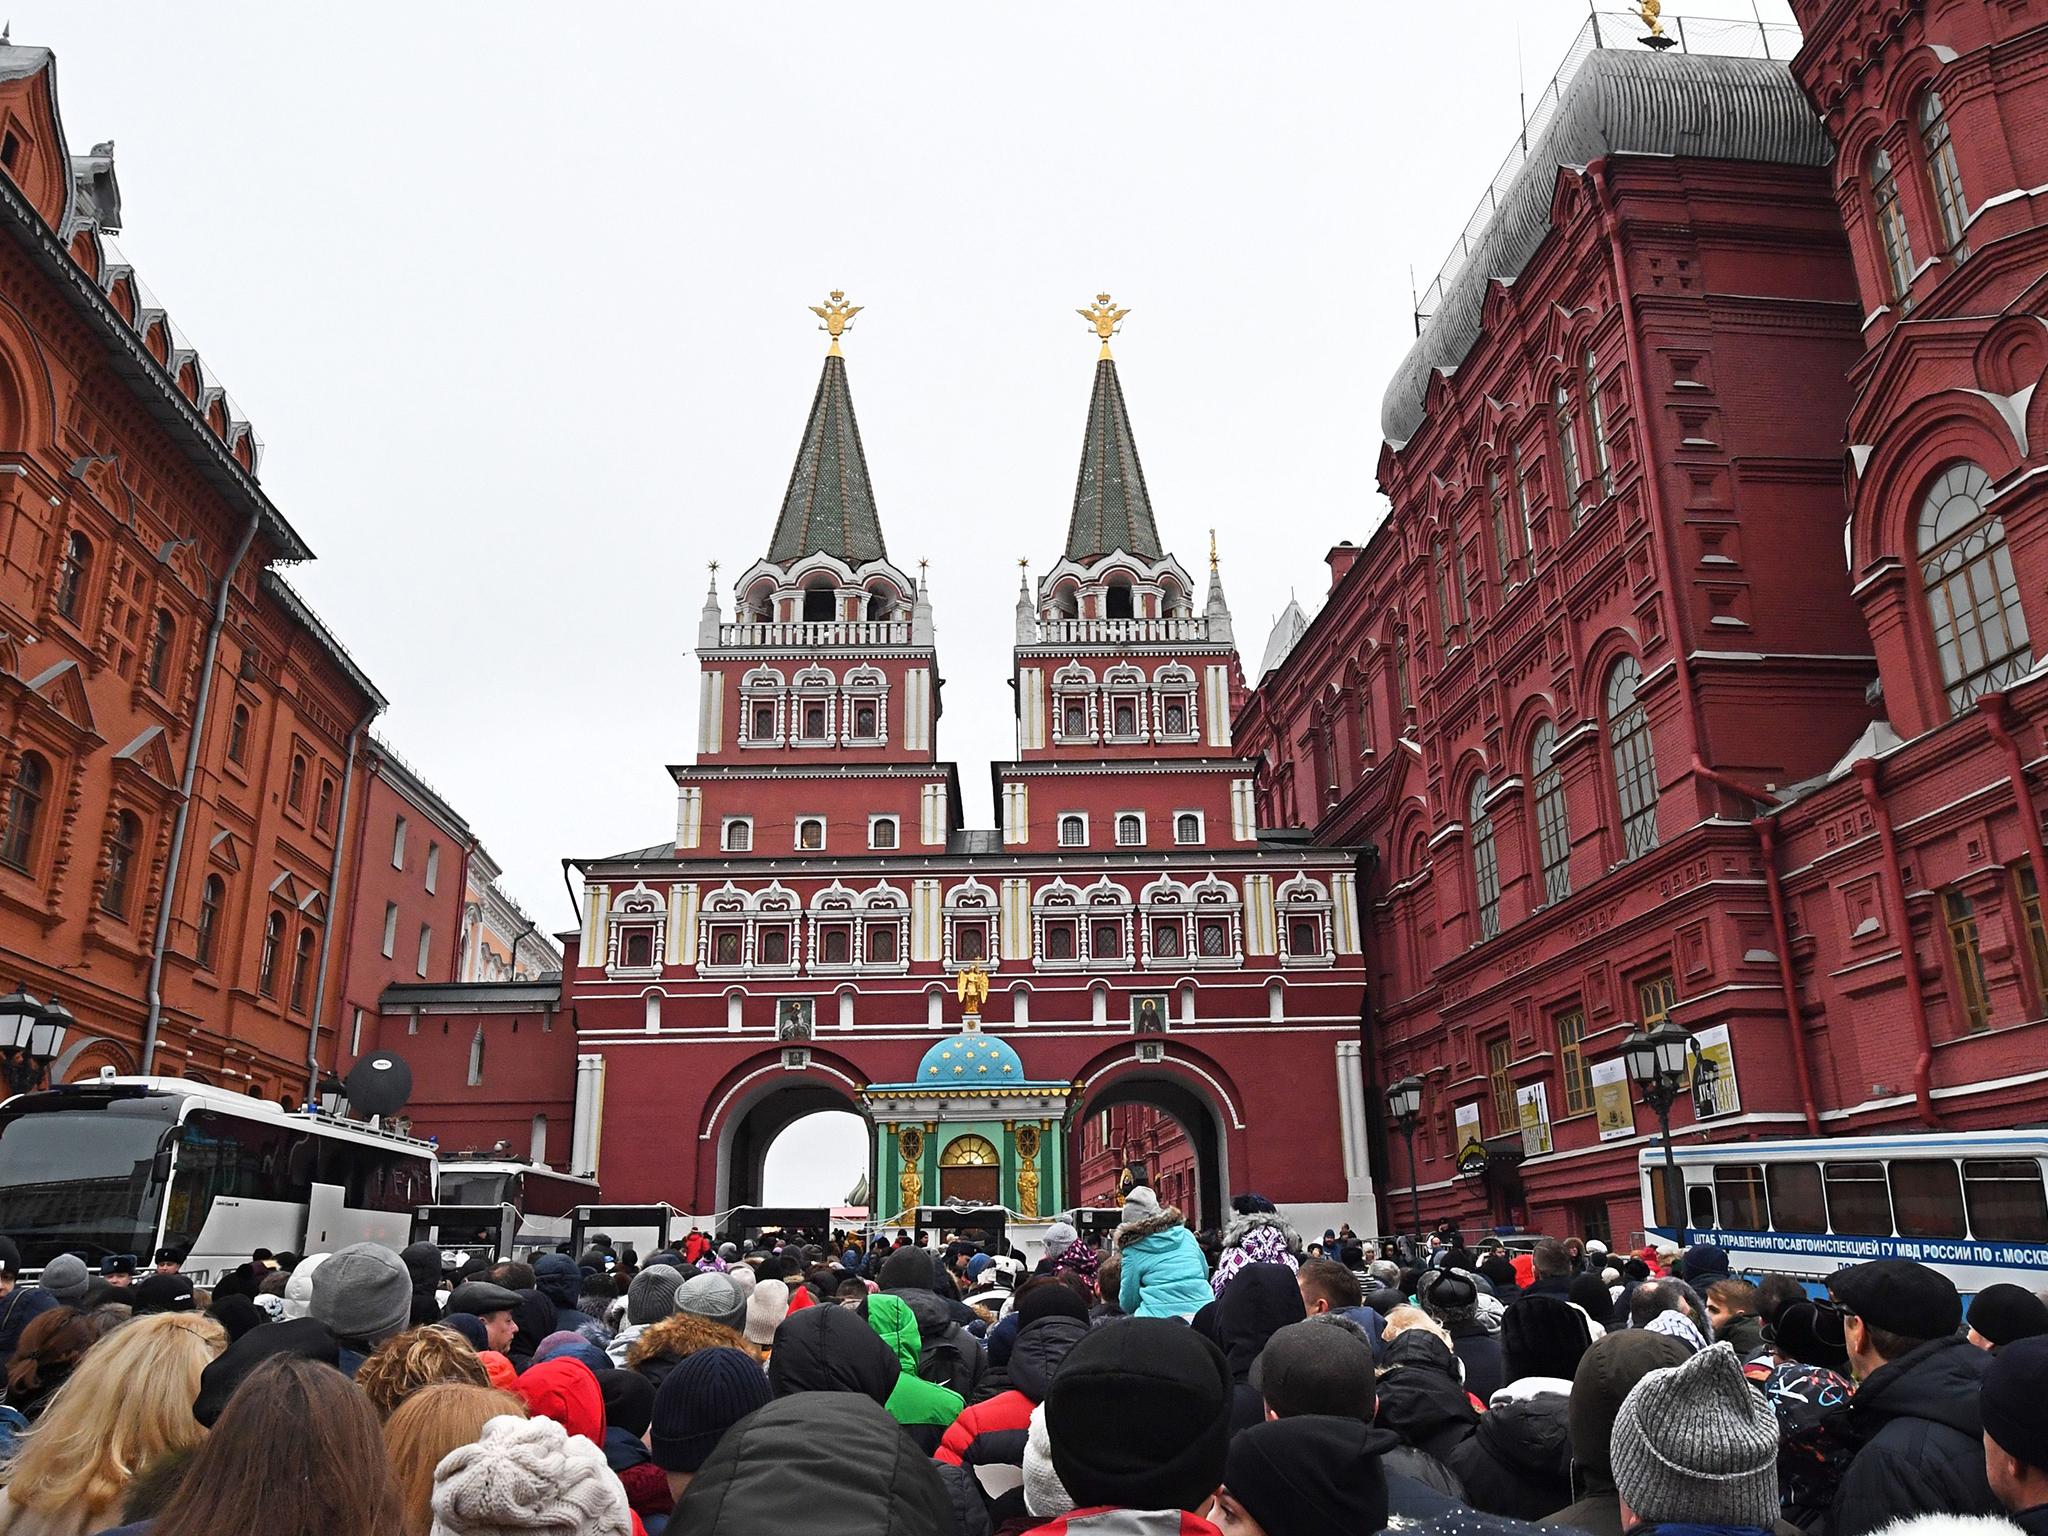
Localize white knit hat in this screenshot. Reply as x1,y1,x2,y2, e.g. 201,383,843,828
430,1414,630,1536
281,1252,329,1321
745,1279,790,1347
1023,1400,1075,1520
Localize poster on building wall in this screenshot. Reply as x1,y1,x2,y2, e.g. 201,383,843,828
1689,1025,1741,1118
1591,1058,1636,1142
1516,1081,1553,1157
1453,1102,1485,1169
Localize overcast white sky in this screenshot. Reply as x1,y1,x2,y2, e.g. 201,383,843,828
23,2,1798,1204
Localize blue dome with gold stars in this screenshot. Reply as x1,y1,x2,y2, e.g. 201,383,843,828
915,1031,1024,1086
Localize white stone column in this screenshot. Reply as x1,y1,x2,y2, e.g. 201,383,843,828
571,1053,607,1177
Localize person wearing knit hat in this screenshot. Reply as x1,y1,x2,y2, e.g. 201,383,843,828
1211,1414,1391,1536
1252,1317,1375,1421
430,1412,630,1536
1112,1185,1213,1320
1971,1284,2048,1352
193,1316,342,1427
1499,1294,1592,1388
1546,1327,1692,1536
129,1271,197,1316
1417,1268,1503,1402
1022,1398,1075,1522
37,1252,90,1307
512,1355,606,1443
651,1345,772,1499
1984,1334,2048,1535
725,1261,755,1301
744,1278,790,1351
1610,1342,1778,1533
1041,1221,1078,1266
280,1251,328,1321
1045,1316,1233,1518
309,1241,413,1374
605,1262,685,1367
675,1271,746,1332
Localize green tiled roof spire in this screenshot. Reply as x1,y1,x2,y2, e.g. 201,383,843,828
769,293,888,565
1065,294,1162,562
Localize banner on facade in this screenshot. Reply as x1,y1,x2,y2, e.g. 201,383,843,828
1690,1025,1740,1118
1453,1102,1485,1170
1516,1081,1553,1157
1590,1057,1636,1142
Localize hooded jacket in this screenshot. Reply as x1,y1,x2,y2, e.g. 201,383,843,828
765,1302,898,1404
1114,1204,1213,1320
1541,1329,1692,1536
1447,1381,1573,1521
1831,1335,2000,1536
936,1314,1089,1525
536,1253,600,1337
507,1287,559,1370
1373,1330,1480,1465
868,1292,966,1453
672,1392,957,1535
896,1284,989,1403
399,1241,444,1326
1209,1212,1302,1299
1213,1263,1307,1435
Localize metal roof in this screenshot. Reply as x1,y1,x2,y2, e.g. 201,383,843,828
768,353,888,566
261,571,388,710
1381,46,1830,447
1065,357,1163,562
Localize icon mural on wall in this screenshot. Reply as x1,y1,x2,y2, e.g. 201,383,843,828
1131,993,1169,1033
1591,1057,1637,1141
1689,1024,1740,1118
1516,1081,1553,1157
776,998,815,1042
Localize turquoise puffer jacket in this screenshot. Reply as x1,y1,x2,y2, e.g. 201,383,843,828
1116,1206,1213,1318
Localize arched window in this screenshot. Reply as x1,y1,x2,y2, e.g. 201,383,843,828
759,929,790,966
289,926,317,1012
1393,631,1411,712
1607,657,1660,857
621,929,653,968
1432,539,1455,641
1583,349,1613,495
100,810,141,918
196,874,225,967
1116,813,1142,846
286,754,307,810
315,777,335,833
1468,774,1500,940
144,610,176,693
1919,462,2032,713
1918,90,1967,252
1105,578,1135,620
226,703,250,766
1553,380,1583,526
1,752,48,871
1531,720,1571,904
55,533,91,622
1175,813,1201,845
1488,468,1515,585
258,910,285,996
867,924,897,964
801,580,836,623
723,819,752,852
1870,146,1916,303
1059,815,1086,848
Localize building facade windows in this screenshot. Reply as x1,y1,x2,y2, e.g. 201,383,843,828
196,874,224,968
869,815,898,850
1487,1034,1515,1133
259,911,285,996
226,703,250,766
2015,863,2048,1005
392,816,407,869
416,923,432,978
1174,812,1202,845
1637,971,1677,1032
1584,349,1613,495
100,810,140,918
1531,720,1571,905
1606,656,1660,858
286,754,306,811
1058,814,1087,848
1943,889,1993,1033
315,778,335,835
1116,813,1144,846
1276,874,1334,965
723,817,754,852
1433,538,1456,642
1468,775,1500,940
1870,146,1916,303
382,901,398,958
1556,1007,1590,1115
55,532,92,622
1918,90,1967,253
1053,665,1097,745
425,842,439,893
1919,462,2031,714
1151,665,1198,742
796,817,826,851
1488,468,1517,587
144,610,175,693
1553,380,1583,525
1,752,48,873
290,927,316,1012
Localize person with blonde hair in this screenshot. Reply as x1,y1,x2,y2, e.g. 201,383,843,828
0,1310,225,1536
382,1382,527,1536
355,1325,489,1419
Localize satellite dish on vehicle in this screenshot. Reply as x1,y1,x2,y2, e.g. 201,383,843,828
345,1051,413,1117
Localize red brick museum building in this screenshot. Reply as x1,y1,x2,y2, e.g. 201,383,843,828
1239,0,2048,1243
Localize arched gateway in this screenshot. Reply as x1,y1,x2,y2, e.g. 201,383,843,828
393,298,1379,1239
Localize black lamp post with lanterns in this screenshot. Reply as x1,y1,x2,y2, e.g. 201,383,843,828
1622,1017,1699,1248
1386,1073,1425,1241
0,986,72,1097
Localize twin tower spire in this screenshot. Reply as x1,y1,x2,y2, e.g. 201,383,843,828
762,291,1166,570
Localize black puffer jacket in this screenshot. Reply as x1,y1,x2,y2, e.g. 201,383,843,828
399,1241,444,1326
765,1303,897,1403
1831,1334,2000,1536
1216,1262,1307,1434
675,1392,964,1535
933,1315,1087,1527
1373,1330,1480,1465
1447,1387,1572,1521
533,1253,598,1337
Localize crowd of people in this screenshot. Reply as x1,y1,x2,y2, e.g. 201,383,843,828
0,1195,2045,1536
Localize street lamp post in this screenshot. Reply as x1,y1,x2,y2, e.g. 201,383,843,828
1386,1074,1425,1242
0,987,71,1097
1622,1018,1699,1248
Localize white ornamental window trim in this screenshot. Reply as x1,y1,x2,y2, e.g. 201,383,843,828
748,915,802,975
1150,666,1200,743
867,814,901,850
1101,684,1149,743
1276,875,1336,968
941,879,1002,972
860,909,911,971
792,687,837,747
1190,880,1246,967
739,669,787,749
1080,879,1137,971
841,669,892,746
1139,877,1196,970
806,888,859,973
699,916,749,972
605,882,666,978
721,815,756,853
1031,882,1086,970
1053,686,1099,745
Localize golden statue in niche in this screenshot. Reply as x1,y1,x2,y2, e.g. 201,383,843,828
1016,1124,1041,1218
897,1126,924,1219
957,964,991,1018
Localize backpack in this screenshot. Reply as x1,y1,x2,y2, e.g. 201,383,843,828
917,1319,987,1402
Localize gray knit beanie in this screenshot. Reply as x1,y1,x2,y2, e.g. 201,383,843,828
1120,1186,1161,1228
309,1241,412,1345
627,1263,686,1326
1611,1341,1778,1529
676,1271,746,1331
1042,1222,1079,1261
39,1253,89,1305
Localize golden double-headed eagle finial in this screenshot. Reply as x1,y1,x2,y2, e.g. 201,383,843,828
1635,1,1666,38
1077,292,1131,359
810,289,862,356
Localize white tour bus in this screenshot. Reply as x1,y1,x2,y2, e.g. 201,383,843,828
0,1075,436,1286
432,1157,600,1253
1639,1130,2048,1296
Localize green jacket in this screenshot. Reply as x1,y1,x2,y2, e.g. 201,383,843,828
866,1291,965,1428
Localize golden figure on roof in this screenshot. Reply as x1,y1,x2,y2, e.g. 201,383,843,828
810,290,862,355
1635,1,1667,39
957,964,991,1019
1077,292,1130,358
